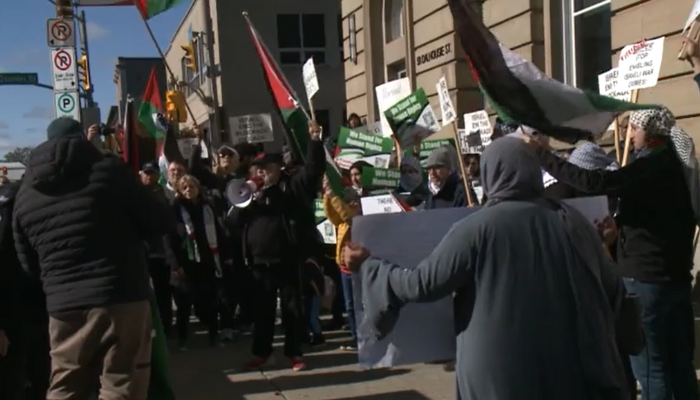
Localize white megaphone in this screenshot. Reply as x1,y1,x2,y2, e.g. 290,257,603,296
225,176,265,208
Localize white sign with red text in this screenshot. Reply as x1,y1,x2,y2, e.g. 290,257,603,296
617,37,665,91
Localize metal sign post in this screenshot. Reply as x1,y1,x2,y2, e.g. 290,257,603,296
48,15,80,122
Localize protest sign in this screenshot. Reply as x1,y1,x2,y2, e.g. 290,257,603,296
598,68,633,131
351,207,480,367
302,57,319,99
176,138,199,159
337,127,394,156
384,88,441,147
314,199,336,244
228,113,274,144
463,110,492,149
618,37,664,90
436,76,457,125
684,0,700,32
361,167,400,188
375,78,412,138
458,129,484,154
360,194,404,215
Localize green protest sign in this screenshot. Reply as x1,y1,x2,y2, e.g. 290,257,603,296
420,139,455,158
314,199,326,224
384,88,441,147
337,127,394,156
361,167,401,188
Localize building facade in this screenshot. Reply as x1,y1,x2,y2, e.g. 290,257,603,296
341,0,700,147
163,0,345,150
113,57,167,121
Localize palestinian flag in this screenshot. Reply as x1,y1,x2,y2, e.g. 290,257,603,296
244,13,344,196
138,66,165,140
147,291,176,400
78,0,186,20
446,0,652,143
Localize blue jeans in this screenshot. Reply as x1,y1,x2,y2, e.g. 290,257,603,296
623,279,699,400
308,296,322,335
341,273,357,341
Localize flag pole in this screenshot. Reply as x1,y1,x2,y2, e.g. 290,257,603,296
451,121,474,207
138,9,199,126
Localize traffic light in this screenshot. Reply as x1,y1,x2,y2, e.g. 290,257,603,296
181,42,197,73
1,167,7,176
77,55,91,91
166,90,187,123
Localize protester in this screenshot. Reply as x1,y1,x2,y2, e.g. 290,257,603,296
165,160,187,202
0,181,49,400
522,107,700,400
347,113,362,129
169,174,231,349
228,122,325,372
139,161,175,336
423,146,466,209
348,160,371,196
301,257,326,346
397,153,427,207
12,117,173,399
344,136,628,399
323,178,361,350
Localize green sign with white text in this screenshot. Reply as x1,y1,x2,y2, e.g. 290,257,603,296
0,73,38,85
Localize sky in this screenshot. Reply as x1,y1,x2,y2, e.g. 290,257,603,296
0,0,190,157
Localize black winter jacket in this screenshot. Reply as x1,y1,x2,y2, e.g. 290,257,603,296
13,134,174,315
424,173,467,210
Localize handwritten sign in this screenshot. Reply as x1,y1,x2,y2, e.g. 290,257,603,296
463,110,492,150
618,37,664,90
302,57,319,99
597,68,632,101
683,0,700,32
436,76,456,125
375,78,412,138
360,194,404,215
229,113,274,144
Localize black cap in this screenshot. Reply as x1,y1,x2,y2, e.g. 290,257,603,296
251,152,284,166
141,162,159,173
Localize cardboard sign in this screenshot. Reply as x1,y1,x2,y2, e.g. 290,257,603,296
618,37,665,90
337,127,394,156
302,57,319,99
384,88,441,147
360,167,401,189
228,113,274,144
436,76,457,125
463,110,492,149
375,78,412,138
360,194,404,215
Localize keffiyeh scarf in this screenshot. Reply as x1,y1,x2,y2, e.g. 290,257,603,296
179,204,222,277
568,142,619,171
630,107,700,226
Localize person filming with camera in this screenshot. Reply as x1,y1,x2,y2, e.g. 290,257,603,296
228,121,326,372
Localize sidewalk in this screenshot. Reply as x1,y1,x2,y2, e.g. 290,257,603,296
169,330,456,400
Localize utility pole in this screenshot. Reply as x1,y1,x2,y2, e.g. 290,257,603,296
77,10,95,107
201,0,222,148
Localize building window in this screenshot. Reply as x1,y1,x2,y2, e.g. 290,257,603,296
562,0,612,92
384,0,404,44
277,14,327,65
338,14,344,61
387,60,407,81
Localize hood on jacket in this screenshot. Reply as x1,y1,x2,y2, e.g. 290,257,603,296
24,134,103,193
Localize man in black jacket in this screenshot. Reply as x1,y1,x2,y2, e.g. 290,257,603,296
0,181,49,400
12,117,173,400
229,123,325,372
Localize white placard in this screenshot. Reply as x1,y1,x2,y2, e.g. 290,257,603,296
317,220,337,244
618,37,665,91
598,68,632,131
229,113,274,144
436,76,456,125
47,18,76,47
360,194,404,215
463,110,492,148
177,138,199,159
51,48,78,91
54,91,80,120
684,0,700,32
354,121,383,136
375,78,412,137
302,57,319,99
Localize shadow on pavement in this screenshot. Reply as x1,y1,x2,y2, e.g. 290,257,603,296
236,368,413,394
321,390,432,400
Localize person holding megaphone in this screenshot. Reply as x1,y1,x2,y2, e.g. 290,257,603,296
227,121,326,372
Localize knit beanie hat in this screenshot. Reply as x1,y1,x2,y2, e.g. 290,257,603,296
47,117,83,140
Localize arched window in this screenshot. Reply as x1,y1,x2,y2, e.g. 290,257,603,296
562,0,612,92
383,0,404,44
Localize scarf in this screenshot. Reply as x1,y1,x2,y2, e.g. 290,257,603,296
630,108,700,226
400,154,423,192
179,203,222,277
568,142,619,171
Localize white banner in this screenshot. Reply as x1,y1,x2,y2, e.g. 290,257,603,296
228,113,274,144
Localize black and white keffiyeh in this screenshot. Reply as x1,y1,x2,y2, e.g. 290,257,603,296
630,107,700,226
568,142,619,171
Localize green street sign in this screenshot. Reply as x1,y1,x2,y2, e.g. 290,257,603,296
0,73,39,85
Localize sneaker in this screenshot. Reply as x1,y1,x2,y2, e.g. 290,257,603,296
220,328,235,342
242,356,275,370
339,344,357,351
289,357,306,372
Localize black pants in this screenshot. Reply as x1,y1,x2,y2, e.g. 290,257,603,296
321,256,345,323
0,321,50,400
217,272,236,331
148,258,172,335
173,281,218,345
250,263,302,358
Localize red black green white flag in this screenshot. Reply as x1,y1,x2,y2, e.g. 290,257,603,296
244,13,344,196
77,0,186,20
446,0,652,143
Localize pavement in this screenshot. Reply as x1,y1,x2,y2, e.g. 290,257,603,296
169,329,456,400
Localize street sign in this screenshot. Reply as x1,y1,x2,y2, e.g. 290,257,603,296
0,73,38,85
54,91,80,121
51,48,77,90
47,18,75,47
